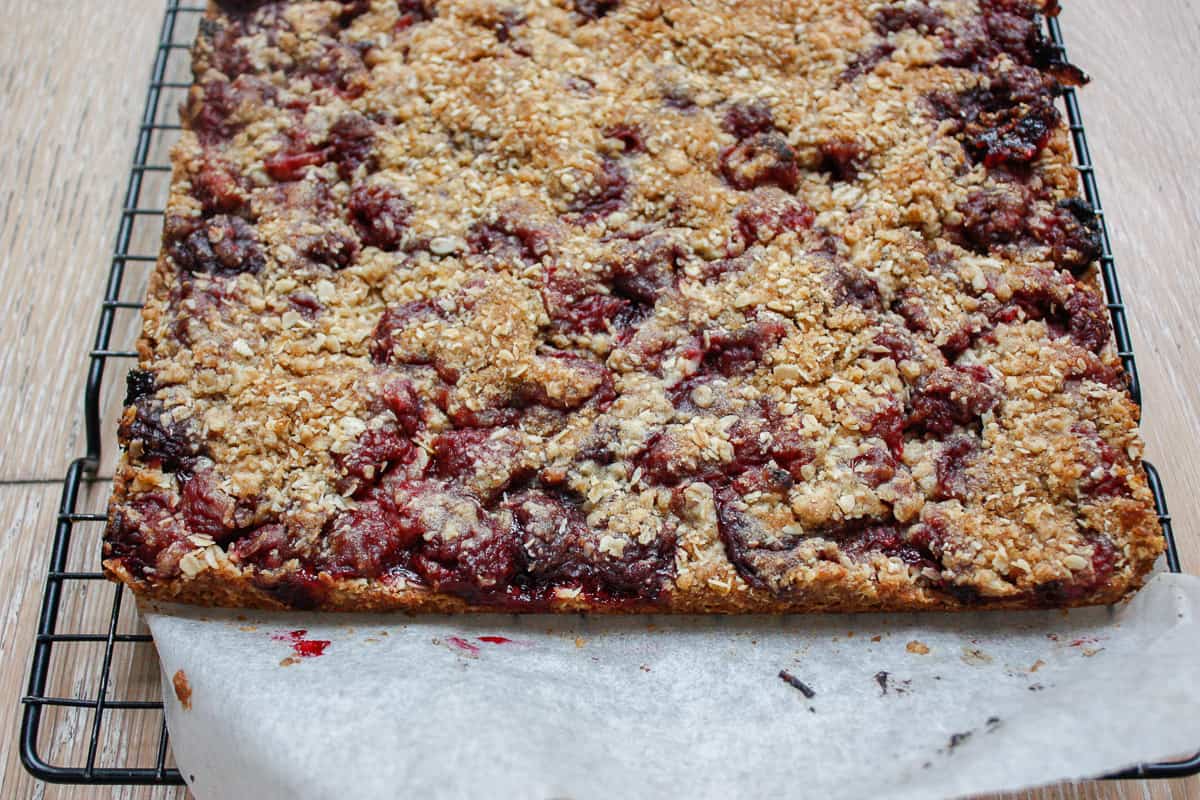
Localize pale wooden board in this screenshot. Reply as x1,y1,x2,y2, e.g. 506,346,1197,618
0,0,1196,797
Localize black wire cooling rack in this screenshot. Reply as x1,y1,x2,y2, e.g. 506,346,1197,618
18,2,1200,787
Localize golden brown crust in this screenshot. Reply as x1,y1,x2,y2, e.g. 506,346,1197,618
105,0,1162,613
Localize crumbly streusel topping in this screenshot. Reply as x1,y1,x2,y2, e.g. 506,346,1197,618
105,0,1163,610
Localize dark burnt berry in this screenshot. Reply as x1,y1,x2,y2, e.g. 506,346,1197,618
119,400,203,473
603,123,645,153
349,182,411,252
967,102,1057,168
817,139,868,182
567,157,629,222
396,0,435,29
1029,198,1103,274
933,434,980,501
506,488,676,599
907,365,1000,436
723,100,775,139
719,132,801,193
337,0,371,24
830,265,882,310
573,0,619,21
167,214,265,276
124,370,157,406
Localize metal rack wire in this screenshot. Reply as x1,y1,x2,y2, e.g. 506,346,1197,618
17,1,1199,787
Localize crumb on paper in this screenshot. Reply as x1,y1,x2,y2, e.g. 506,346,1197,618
280,656,301,667
640,664,652,672
946,731,972,751
238,625,257,632
574,637,586,648
778,670,816,698
960,647,993,666
871,635,882,643
172,669,192,710
907,640,930,655
1082,647,1104,657
1030,659,1045,672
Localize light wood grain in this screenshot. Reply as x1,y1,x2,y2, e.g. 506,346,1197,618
0,0,1196,798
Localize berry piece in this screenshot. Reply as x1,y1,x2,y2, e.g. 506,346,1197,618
567,157,629,222
907,366,1000,436
119,399,204,473
719,132,800,193
167,214,265,276
573,0,619,21
506,488,676,599
124,370,157,406
349,182,412,252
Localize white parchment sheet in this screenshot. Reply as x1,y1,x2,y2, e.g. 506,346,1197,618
145,572,1200,800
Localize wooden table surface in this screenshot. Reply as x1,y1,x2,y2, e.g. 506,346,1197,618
1,1,1197,798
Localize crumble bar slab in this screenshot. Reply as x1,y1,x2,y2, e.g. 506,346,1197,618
104,0,1164,612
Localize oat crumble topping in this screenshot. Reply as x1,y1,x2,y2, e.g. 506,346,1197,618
104,0,1163,612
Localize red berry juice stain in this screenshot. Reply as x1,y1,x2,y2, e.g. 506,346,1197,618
272,629,331,658
478,636,514,645
446,636,481,655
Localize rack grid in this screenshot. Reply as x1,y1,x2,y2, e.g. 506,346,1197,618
18,1,1199,786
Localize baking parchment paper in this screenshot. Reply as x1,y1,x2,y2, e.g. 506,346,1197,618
144,572,1200,800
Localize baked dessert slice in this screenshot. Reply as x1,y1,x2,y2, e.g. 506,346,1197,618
104,0,1163,612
